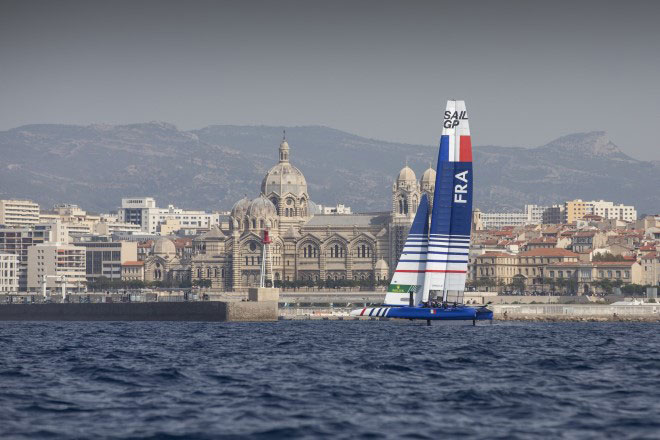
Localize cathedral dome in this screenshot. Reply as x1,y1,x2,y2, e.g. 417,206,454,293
153,237,176,258
230,197,251,219
375,259,389,271
397,166,416,183
421,167,436,190
261,137,308,197
246,196,277,218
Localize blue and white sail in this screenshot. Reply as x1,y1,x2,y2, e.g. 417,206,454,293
383,193,430,306
421,100,473,303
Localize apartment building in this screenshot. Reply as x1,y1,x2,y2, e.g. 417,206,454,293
0,199,40,228
480,212,528,229
640,252,660,287
542,205,565,224
472,248,580,289
27,243,86,291
121,261,145,281
0,225,55,290
564,199,636,223
571,230,607,253
118,198,221,233
523,205,550,224
73,241,138,282
0,253,19,292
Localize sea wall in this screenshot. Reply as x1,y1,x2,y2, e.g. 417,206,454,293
0,301,278,322
493,304,660,322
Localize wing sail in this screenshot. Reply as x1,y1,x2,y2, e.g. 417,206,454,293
384,193,430,306
422,100,473,303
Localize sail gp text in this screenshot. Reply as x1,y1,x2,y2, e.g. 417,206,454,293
454,170,469,203
444,110,468,128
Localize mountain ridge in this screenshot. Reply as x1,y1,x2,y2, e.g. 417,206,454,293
1,124,658,215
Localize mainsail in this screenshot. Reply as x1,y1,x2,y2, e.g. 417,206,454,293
384,193,430,306
421,100,473,303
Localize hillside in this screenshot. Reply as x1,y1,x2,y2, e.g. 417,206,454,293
1,124,658,214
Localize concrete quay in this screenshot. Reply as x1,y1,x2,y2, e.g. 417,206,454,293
494,304,660,322
0,301,278,322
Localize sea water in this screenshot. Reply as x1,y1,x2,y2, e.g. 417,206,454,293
1,320,659,439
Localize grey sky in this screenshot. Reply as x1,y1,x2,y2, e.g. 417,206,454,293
1,0,659,159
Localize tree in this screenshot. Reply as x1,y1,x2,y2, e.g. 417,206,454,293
621,283,647,295
593,253,627,262
512,275,526,294
192,279,212,288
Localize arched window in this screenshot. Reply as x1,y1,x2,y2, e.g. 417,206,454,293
244,219,249,230
214,268,218,277
245,256,249,265
197,268,202,278
207,268,211,277
399,199,404,214
357,243,372,258
221,268,225,278
252,219,257,229
260,220,264,229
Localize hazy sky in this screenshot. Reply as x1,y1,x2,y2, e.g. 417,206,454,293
2,0,659,158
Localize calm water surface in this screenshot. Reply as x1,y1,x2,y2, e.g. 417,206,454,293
1,320,659,439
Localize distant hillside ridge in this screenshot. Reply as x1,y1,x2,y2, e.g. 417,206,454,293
0,124,658,214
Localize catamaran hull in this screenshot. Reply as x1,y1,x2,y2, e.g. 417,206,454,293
351,306,493,321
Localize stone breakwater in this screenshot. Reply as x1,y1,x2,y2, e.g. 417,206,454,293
493,304,660,322
0,301,278,322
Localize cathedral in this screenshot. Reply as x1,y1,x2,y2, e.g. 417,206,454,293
169,137,435,291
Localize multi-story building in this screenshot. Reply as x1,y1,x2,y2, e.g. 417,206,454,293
73,241,138,282
117,198,159,232
564,199,636,223
472,248,580,290
590,200,637,222
640,252,659,287
480,212,528,229
571,230,607,253
542,205,565,224
524,205,550,225
0,225,55,290
27,243,86,292
0,199,40,228
121,261,144,282
0,253,19,292
118,198,221,234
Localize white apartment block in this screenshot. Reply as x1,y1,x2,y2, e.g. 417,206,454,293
27,243,86,291
481,212,528,229
524,205,550,224
0,199,40,228
118,198,220,233
0,253,19,292
589,200,637,222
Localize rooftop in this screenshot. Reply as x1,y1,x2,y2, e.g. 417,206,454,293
518,248,579,257
304,213,389,227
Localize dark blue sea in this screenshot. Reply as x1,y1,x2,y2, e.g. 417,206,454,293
1,320,659,439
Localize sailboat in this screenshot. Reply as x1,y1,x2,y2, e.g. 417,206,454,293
351,100,493,324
